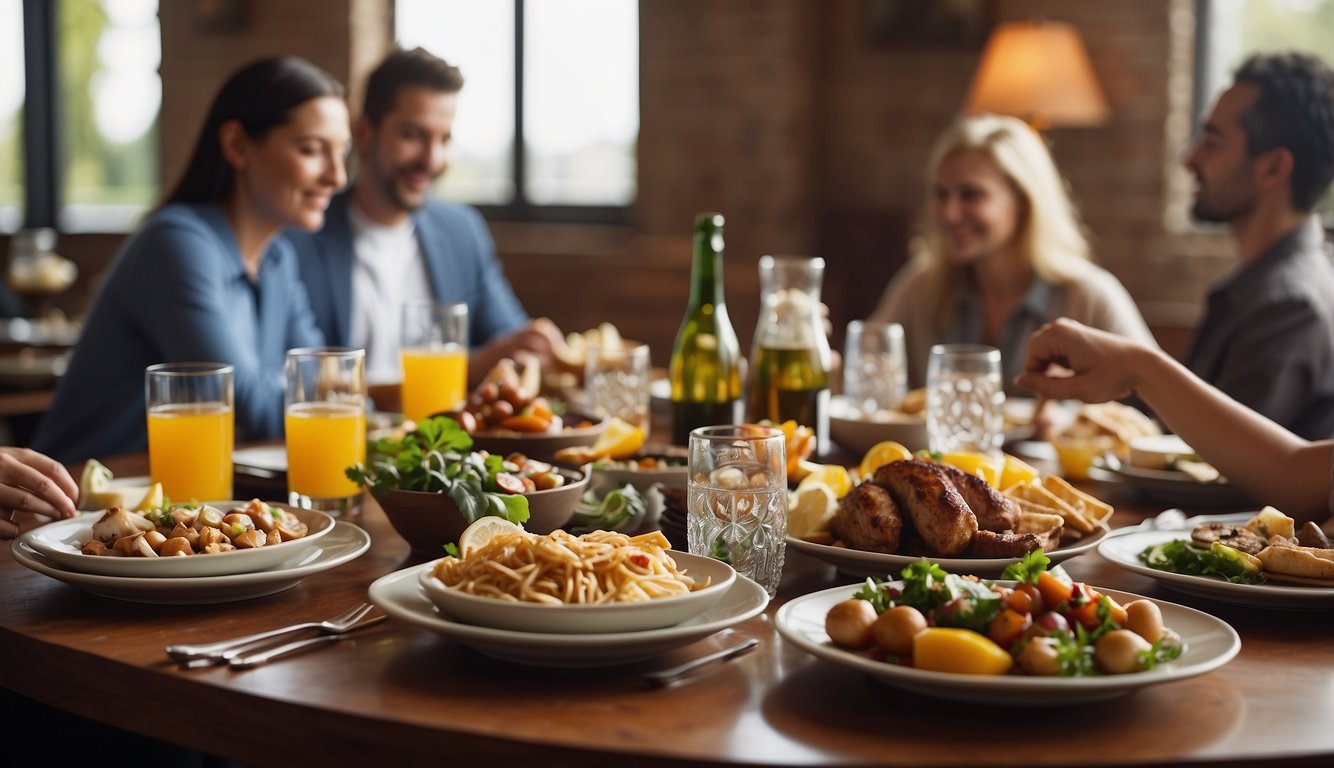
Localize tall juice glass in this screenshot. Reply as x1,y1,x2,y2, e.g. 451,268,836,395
400,301,468,423
285,348,366,517
145,363,234,502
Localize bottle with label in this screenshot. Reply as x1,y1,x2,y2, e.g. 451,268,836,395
669,213,744,445
746,255,831,454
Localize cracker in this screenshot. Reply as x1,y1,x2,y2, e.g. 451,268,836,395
1041,475,1113,527
1005,481,1094,534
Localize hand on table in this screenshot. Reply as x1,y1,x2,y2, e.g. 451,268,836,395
0,447,79,539
468,318,566,386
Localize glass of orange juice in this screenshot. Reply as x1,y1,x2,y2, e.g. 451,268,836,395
145,363,234,502
285,348,366,518
400,301,468,423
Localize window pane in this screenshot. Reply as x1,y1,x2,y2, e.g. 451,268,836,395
396,0,516,204
1201,0,1334,219
0,0,23,231
524,0,637,205
58,0,160,232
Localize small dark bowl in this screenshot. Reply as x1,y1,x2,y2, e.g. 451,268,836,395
470,411,607,462
377,466,588,558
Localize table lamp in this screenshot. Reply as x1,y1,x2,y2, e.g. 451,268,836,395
962,19,1110,130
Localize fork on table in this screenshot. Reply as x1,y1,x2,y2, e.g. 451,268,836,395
165,602,379,666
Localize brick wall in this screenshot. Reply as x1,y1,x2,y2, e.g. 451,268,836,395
49,0,1235,366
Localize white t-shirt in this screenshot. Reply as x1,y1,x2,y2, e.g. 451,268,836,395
347,204,433,385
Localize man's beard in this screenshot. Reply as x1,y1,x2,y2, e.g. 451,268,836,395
380,164,435,213
1190,175,1257,224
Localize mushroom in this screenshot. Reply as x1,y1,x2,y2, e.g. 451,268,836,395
232,529,266,549
113,533,158,558
90,507,155,545
158,537,193,557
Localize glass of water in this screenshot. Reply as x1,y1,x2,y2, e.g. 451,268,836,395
842,320,907,417
925,344,1005,456
585,342,651,436
687,424,787,597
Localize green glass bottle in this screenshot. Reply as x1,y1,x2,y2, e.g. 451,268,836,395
670,213,744,445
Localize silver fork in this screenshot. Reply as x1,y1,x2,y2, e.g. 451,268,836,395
165,602,375,664
228,615,387,669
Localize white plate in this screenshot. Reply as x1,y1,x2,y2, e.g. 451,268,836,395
233,446,289,477
370,562,769,667
1091,457,1254,508
828,395,1036,456
775,582,1240,704
418,551,736,634
787,527,1108,579
12,521,370,604
22,504,334,578
1098,525,1334,610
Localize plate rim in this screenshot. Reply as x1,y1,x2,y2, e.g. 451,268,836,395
775,580,1240,700
370,561,769,648
12,521,370,602
786,526,1107,578
1098,526,1334,608
22,503,335,578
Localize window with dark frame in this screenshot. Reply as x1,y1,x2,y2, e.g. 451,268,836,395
5,0,161,235
394,0,638,225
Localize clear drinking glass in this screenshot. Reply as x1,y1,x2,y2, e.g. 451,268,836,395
285,348,367,518
585,342,651,435
925,344,1005,456
687,424,787,597
146,363,234,502
842,320,907,417
400,301,468,423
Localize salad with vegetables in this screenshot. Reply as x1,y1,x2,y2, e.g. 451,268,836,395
347,416,568,528
568,483,664,535
825,551,1184,676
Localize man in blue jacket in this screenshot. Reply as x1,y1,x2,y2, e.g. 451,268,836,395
289,47,562,387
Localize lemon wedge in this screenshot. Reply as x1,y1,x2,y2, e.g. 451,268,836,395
999,454,1040,490
554,417,644,464
858,440,912,481
457,516,527,556
79,459,113,506
940,452,1003,487
134,483,164,512
797,463,852,499
788,482,838,539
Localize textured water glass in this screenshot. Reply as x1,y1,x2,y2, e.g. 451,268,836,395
585,342,651,436
925,344,1005,456
842,320,907,417
687,424,787,597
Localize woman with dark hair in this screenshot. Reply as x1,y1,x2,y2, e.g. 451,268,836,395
33,57,350,462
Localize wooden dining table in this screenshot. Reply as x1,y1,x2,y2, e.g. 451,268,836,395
3,450,1334,768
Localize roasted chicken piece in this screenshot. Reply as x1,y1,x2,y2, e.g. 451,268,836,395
831,483,903,553
936,463,1019,533
967,528,1059,558
870,460,977,556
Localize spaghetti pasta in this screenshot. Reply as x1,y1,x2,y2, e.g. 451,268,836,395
432,529,707,604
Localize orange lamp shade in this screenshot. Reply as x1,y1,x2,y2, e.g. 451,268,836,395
963,19,1110,129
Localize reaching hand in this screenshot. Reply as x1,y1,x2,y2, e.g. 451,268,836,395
0,447,79,539
469,318,566,386
1014,318,1149,404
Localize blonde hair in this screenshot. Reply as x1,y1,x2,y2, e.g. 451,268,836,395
914,114,1094,326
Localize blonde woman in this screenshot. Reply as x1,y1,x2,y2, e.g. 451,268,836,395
869,113,1154,390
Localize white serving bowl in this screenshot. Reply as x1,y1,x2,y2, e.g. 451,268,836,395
24,503,334,578
418,550,736,634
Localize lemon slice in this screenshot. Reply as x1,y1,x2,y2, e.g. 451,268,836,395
797,463,852,499
940,452,1003,487
788,482,838,539
555,417,644,464
457,516,527,556
999,454,1040,490
858,440,912,481
79,459,113,503
134,483,164,512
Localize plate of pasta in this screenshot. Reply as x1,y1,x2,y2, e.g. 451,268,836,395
369,561,769,667
420,529,736,633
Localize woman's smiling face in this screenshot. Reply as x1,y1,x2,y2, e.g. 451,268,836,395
235,95,350,232
930,149,1025,266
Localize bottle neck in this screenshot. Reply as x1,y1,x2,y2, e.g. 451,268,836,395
688,242,725,309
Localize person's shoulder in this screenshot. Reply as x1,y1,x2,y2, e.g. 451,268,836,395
419,197,486,228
